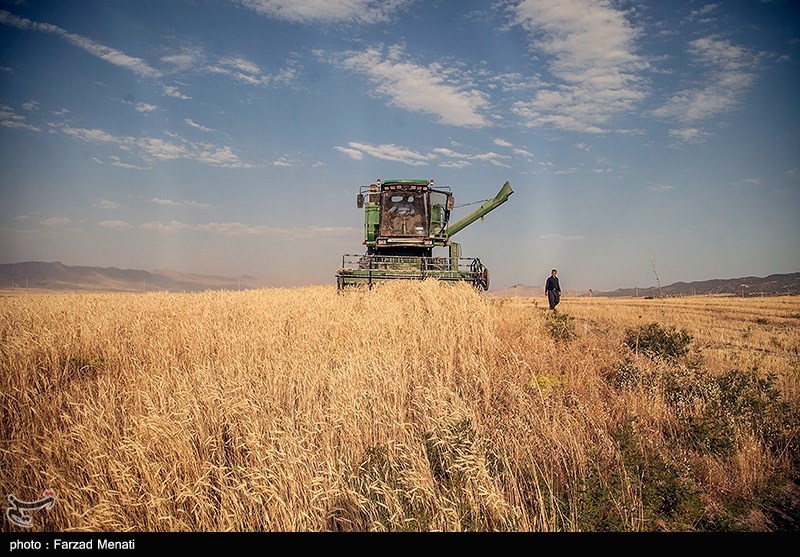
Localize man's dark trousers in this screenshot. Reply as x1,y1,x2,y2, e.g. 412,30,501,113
548,290,560,310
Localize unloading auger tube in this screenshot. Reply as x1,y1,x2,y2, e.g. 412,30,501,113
336,179,513,290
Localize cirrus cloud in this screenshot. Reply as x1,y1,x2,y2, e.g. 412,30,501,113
509,0,648,133
329,45,491,127
652,36,759,125
234,0,411,24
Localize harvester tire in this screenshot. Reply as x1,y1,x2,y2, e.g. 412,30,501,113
475,267,489,291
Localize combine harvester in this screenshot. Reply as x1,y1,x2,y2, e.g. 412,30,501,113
336,178,513,291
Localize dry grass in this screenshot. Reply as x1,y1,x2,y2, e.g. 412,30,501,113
1,282,798,532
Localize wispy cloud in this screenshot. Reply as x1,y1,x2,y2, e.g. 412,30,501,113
539,233,584,241
54,123,254,168
2,8,304,114
207,55,271,86
60,126,118,143
653,36,758,125
139,219,358,239
509,0,648,133
431,147,511,168
160,48,204,72
333,146,364,160
40,217,71,227
686,3,719,23
336,141,522,168
732,178,762,187
184,119,215,132
160,45,298,89
122,98,157,112
337,142,436,166
235,0,410,24
648,184,675,192
439,160,470,170
149,197,211,209
330,45,491,127
0,10,161,79
98,220,133,229
490,138,533,159
0,104,41,131
92,199,119,209
110,156,150,170
668,127,710,145
272,156,298,167
162,84,191,100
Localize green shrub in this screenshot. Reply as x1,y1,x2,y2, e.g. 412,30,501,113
546,312,577,343
624,323,692,361
714,370,799,457
610,357,659,391
575,421,704,531
660,367,799,458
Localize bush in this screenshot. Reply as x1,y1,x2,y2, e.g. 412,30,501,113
610,357,659,391
546,312,577,343
574,421,705,531
660,367,798,458
624,323,692,361
714,369,799,458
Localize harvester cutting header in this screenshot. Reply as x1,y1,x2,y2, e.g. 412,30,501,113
336,178,513,290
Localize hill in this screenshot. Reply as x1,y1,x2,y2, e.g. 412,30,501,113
491,272,800,298
3,262,799,297
0,261,268,292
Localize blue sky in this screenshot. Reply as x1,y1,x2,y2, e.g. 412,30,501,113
1,0,798,291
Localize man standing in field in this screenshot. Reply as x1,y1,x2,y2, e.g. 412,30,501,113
545,269,561,311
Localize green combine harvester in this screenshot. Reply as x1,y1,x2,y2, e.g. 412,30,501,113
336,178,513,290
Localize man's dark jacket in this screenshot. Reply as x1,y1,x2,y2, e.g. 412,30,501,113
545,276,560,293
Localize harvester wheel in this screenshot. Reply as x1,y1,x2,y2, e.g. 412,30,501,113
475,267,489,291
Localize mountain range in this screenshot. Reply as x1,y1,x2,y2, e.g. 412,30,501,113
1,261,798,296
0,261,268,293
491,272,800,298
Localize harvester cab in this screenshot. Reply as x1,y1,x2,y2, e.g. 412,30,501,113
336,178,513,290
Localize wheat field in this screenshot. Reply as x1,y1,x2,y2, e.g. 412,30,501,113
1,281,798,532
